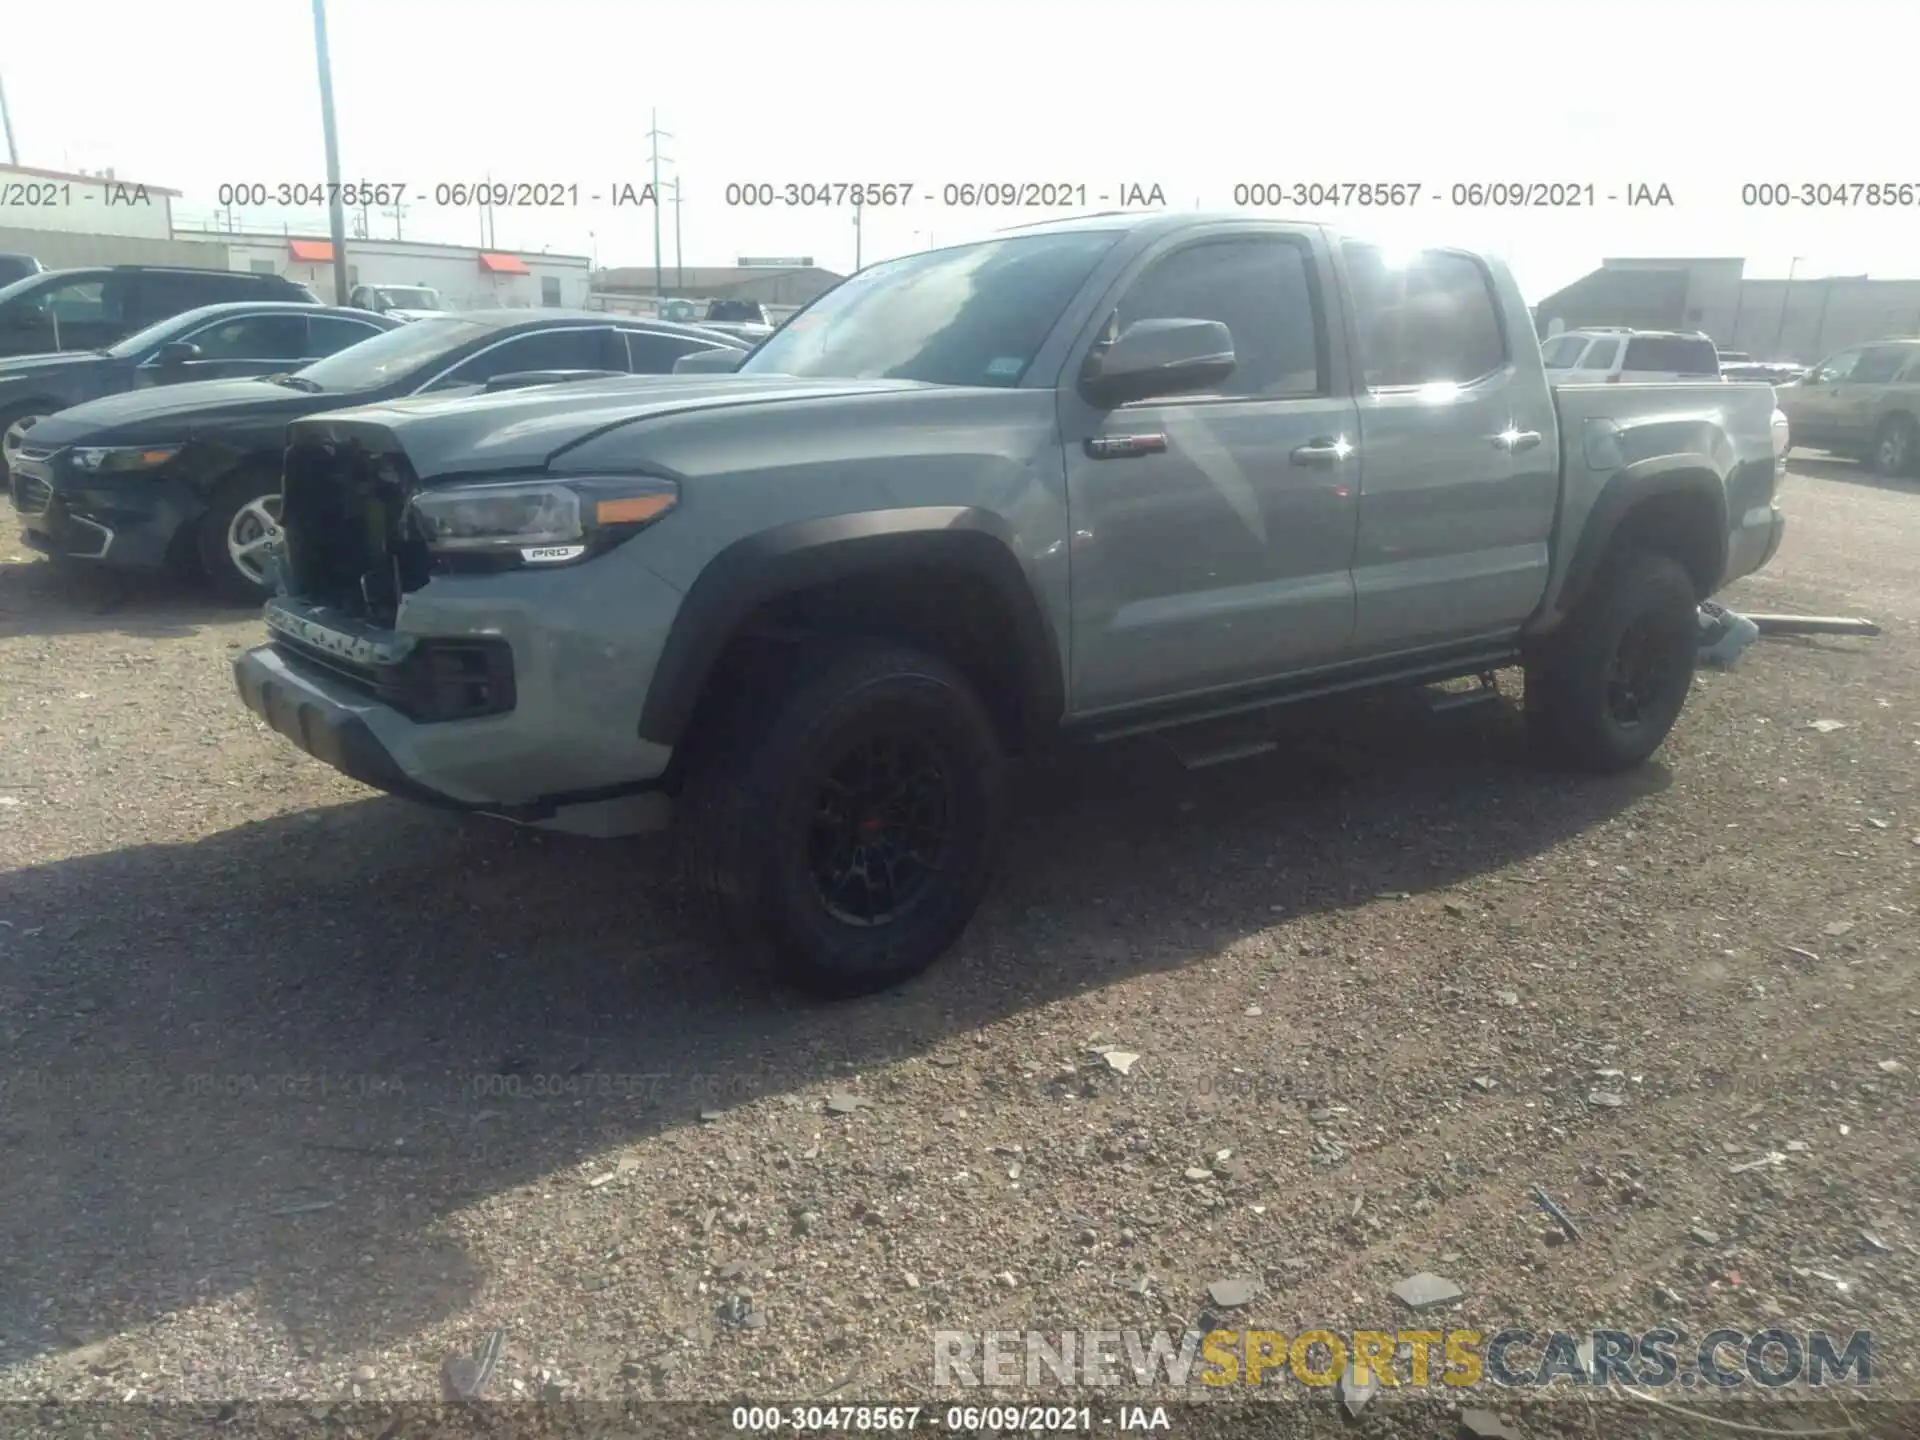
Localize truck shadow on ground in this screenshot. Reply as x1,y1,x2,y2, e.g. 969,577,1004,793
0,687,1667,1373
0,556,246,641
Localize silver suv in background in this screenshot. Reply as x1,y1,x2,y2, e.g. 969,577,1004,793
1542,327,1722,383
349,284,450,322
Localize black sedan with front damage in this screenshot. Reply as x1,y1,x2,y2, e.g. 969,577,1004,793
7,311,747,601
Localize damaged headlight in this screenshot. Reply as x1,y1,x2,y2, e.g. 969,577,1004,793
406,476,677,567
70,444,183,474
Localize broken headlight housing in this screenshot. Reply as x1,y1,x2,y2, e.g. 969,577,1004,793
69,443,183,474
406,475,677,570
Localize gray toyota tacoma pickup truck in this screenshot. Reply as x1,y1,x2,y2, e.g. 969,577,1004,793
233,212,1787,996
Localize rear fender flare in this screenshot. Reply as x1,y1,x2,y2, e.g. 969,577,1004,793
1548,461,1729,627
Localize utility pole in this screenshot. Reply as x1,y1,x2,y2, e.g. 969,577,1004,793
853,197,863,271
1769,256,1802,359
647,110,673,299
668,178,684,289
381,200,406,240
309,0,351,304
0,72,18,165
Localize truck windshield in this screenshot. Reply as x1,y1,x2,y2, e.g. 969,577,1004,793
740,230,1123,387
378,288,442,309
292,315,492,391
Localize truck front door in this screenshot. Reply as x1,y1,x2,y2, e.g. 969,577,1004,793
1057,224,1360,714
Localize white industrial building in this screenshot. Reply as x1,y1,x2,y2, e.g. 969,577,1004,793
0,161,591,310
219,234,592,311
0,162,179,240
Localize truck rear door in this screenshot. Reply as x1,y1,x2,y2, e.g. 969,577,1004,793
1056,222,1360,712
1334,242,1559,654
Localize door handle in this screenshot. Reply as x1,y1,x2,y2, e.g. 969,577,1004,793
1494,429,1543,453
1290,438,1351,467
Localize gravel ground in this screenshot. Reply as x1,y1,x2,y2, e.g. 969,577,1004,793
1,458,1915,1438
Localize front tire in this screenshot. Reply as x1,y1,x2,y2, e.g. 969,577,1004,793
197,470,283,604
1526,550,1699,772
678,641,1007,998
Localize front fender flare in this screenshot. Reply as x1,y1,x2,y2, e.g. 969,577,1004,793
637,506,1064,749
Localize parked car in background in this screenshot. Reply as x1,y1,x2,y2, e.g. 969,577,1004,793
704,299,770,326
1721,360,1807,385
1541,327,1721,382
233,213,1784,996
1774,338,1920,476
0,265,319,358
8,312,747,600
349,284,451,322
0,253,44,287
696,320,773,344
0,302,399,480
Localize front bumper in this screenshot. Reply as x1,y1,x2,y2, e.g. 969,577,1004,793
234,558,685,831
9,457,200,571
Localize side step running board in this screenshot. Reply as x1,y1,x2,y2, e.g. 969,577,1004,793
1423,670,1504,713
1166,736,1280,770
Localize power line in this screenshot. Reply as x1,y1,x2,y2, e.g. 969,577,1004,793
647,111,674,299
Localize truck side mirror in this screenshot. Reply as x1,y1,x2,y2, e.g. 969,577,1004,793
1079,317,1236,408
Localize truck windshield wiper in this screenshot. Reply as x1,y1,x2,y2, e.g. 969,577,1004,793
264,374,323,392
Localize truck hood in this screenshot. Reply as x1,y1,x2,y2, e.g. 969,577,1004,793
291,373,932,476
21,375,347,447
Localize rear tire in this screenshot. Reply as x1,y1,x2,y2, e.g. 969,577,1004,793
1526,550,1699,772
677,640,1007,999
197,469,284,605
1871,415,1917,478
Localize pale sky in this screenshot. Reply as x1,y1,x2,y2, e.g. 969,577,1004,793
4,0,1910,300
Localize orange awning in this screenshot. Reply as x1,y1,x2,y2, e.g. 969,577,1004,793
478,251,530,275
288,239,333,262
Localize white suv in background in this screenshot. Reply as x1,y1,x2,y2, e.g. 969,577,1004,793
1541,327,1722,383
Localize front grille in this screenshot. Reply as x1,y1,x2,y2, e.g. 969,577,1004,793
10,473,50,516
272,632,516,723
280,434,429,625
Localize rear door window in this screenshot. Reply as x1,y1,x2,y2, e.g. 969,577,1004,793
1343,244,1508,388
1621,335,1719,375
304,315,389,357
624,328,727,373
